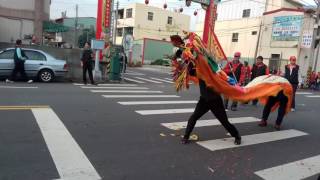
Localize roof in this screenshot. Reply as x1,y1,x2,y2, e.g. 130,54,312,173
263,8,305,15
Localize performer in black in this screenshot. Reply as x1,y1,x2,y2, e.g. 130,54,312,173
81,42,96,85
251,56,269,105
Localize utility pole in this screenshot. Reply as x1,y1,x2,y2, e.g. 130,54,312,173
75,4,79,48
113,1,119,45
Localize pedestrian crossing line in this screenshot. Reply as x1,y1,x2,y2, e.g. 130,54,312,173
73,83,138,86
296,92,313,95
161,117,260,130
102,95,180,98
255,154,320,180
124,77,145,84
91,90,163,93
136,108,195,115
124,72,145,76
134,77,163,84
197,129,308,152
0,105,50,110
118,100,198,105
150,77,174,83
81,86,149,90
0,86,38,89
32,108,101,180
306,95,320,98
164,78,172,81
126,70,145,75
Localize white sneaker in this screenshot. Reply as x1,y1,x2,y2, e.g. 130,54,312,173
291,108,295,112
5,79,13,83
27,80,33,83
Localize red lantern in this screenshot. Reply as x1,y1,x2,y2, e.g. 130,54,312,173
163,3,167,9
179,8,183,12
145,0,149,5
194,11,198,16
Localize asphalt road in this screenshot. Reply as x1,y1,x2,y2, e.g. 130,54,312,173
0,67,320,180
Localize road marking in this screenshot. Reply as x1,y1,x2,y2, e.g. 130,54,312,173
136,108,195,115
126,70,145,75
32,108,101,180
150,77,173,83
90,90,163,93
197,129,307,152
124,72,145,76
161,117,260,130
73,83,137,87
134,77,163,84
164,78,172,81
102,95,180,98
0,105,50,110
296,92,313,95
118,100,198,105
306,95,320,98
123,77,145,84
0,86,38,89
81,86,149,90
255,154,320,180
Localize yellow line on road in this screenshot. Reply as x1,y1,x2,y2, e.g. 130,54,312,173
0,106,50,110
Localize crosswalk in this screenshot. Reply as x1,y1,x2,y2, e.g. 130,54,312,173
73,82,320,179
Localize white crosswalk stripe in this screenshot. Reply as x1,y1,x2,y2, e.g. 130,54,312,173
197,129,308,152
102,95,180,98
296,92,313,95
81,86,149,90
150,77,173,83
118,100,197,105
0,86,38,89
136,108,195,115
134,77,163,84
255,154,320,180
161,117,260,130
124,77,145,84
306,95,320,98
91,90,163,93
73,83,137,86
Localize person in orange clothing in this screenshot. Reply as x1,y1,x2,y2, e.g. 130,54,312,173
223,52,246,111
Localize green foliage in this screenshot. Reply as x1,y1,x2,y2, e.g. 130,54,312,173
78,28,96,48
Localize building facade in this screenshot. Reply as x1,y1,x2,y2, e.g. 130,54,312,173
115,3,191,45
0,0,51,44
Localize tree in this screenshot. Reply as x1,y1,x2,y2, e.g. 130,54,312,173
78,28,96,48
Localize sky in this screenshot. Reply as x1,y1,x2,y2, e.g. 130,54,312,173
50,0,317,30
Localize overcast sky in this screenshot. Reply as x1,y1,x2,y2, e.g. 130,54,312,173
50,0,317,30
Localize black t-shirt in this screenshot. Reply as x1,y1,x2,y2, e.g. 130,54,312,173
81,49,93,63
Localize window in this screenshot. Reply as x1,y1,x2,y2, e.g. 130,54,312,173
148,12,153,21
242,9,250,18
0,50,14,59
24,51,46,61
167,16,173,25
118,9,124,19
126,8,132,18
125,27,133,35
232,33,239,42
117,28,123,37
252,31,257,35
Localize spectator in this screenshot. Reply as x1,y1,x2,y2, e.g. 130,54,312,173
5,39,33,83
251,56,269,105
81,42,96,85
284,56,299,112
223,52,246,111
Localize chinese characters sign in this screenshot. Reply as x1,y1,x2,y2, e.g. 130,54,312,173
102,0,112,28
301,31,313,48
272,15,303,41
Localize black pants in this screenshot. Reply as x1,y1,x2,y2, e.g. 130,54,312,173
10,61,29,81
83,62,94,84
224,98,238,109
252,99,258,105
291,84,298,109
262,91,288,125
184,96,240,139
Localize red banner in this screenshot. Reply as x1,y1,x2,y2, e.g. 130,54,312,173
96,0,112,39
202,0,227,61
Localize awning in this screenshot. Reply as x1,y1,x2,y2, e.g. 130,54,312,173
43,21,69,33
